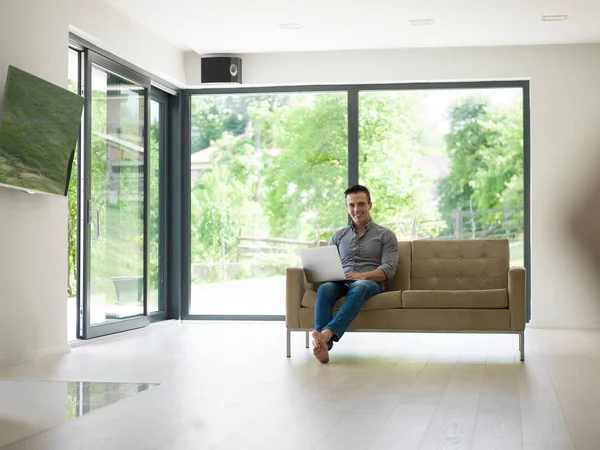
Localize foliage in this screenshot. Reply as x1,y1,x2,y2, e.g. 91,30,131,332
148,119,160,290
191,149,259,264
191,96,247,152
66,80,79,296
190,92,444,269
67,87,526,292
67,150,78,296
261,94,348,240
437,95,524,217
359,92,444,238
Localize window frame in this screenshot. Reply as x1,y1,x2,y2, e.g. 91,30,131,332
184,80,531,322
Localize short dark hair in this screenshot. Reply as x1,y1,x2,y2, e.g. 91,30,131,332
344,184,371,203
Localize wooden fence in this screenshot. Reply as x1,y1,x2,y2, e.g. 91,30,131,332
392,205,524,241
233,205,524,260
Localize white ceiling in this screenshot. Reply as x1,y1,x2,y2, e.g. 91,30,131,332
104,0,600,54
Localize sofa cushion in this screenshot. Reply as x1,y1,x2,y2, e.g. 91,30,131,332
301,290,403,311
297,307,511,331
402,289,508,309
411,239,509,290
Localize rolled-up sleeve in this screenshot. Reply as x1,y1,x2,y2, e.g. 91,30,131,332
377,230,399,281
329,234,336,246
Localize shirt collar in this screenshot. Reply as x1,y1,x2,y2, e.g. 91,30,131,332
351,219,374,233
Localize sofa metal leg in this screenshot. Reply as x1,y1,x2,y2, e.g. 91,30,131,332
286,329,291,358
305,331,310,349
519,331,525,362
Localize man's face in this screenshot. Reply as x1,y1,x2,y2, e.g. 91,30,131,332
346,192,372,227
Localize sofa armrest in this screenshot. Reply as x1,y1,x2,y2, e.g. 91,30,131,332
508,266,527,331
286,268,313,329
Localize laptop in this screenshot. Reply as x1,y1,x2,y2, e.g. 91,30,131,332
299,245,347,283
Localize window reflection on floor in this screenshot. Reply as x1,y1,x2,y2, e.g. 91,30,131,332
0,380,159,448
66,381,159,420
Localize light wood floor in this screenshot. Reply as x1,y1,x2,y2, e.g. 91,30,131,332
1,321,600,450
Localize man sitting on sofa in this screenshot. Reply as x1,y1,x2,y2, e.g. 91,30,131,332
312,184,399,363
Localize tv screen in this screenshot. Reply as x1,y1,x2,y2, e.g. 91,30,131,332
0,65,84,196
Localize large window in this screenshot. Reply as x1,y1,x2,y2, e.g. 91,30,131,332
360,88,524,266
189,83,528,319
189,92,348,316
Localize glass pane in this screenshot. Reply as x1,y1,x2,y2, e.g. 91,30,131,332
89,65,145,324
148,99,161,313
67,48,80,340
359,88,524,266
190,92,348,315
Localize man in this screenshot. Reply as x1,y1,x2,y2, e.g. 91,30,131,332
312,185,399,363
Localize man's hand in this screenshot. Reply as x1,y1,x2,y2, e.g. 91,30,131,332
345,272,366,280
344,269,387,283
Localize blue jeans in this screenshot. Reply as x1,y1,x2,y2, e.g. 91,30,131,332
314,280,382,344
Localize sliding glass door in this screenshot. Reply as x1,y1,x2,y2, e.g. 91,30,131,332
80,53,150,338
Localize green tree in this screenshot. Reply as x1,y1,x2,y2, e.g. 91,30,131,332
189,91,442,260
359,92,442,236
190,95,288,153
260,94,348,240
190,130,267,266
437,95,523,217
191,98,246,152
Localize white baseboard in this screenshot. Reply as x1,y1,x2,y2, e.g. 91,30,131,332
0,344,71,368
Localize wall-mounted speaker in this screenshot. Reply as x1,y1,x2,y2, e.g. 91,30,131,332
201,57,242,84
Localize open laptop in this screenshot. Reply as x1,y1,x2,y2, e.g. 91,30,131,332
299,245,347,283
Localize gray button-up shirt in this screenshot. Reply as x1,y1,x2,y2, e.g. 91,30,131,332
329,220,399,286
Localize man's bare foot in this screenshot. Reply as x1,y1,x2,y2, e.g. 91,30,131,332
312,330,330,364
312,330,325,349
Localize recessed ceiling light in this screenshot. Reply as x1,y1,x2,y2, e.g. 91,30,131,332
278,23,304,30
541,15,567,22
409,19,435,26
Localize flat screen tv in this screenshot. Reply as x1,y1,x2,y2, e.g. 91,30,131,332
0,65,84,197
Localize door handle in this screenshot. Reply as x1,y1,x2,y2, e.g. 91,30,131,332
90,207,99,240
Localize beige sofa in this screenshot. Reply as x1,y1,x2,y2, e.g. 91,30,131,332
286,239,527,361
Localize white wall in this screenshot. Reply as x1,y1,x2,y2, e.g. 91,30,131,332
187,44,600,328
66,0,186,87
0,0,185,366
